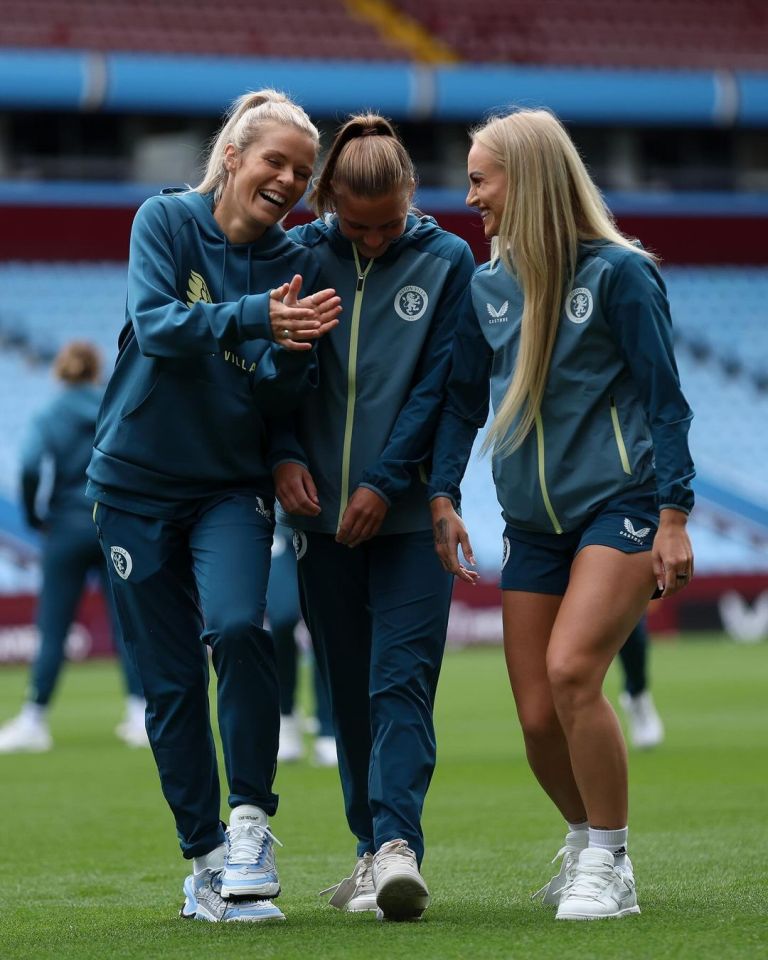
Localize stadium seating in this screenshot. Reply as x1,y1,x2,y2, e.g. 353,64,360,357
395,0,768,68
0,0,403,59
1,0,766,68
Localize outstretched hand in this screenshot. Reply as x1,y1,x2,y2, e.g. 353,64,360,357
270,275,341,351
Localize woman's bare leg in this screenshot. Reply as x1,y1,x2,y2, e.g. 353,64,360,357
547,546,656,828
503,591,586,823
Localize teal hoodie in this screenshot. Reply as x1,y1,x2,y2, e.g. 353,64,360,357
430,241,695,533
21,383,103,529
274,213,476,535
86,190,321,518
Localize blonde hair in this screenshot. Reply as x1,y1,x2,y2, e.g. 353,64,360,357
54,340,101,384
308,113,415,215
194,89,320,205
475,108,656,457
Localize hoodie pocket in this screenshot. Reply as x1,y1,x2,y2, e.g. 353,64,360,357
609,395,632,475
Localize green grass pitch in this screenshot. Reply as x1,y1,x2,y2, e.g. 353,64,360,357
1,635,765,959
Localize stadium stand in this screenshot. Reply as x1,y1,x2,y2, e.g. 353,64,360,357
1,0,766,69
0,0,404,59
394,0,768,69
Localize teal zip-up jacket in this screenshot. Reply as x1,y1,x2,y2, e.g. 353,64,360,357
274,213,476,535
429,240,695,533
86,190,321,518
21,384,103,530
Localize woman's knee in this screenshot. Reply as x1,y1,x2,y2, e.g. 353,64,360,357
546,651,601,714
204,613,266,650
516,700,562,746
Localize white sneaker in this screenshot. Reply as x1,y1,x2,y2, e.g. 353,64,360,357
278,713,303,762
556,847,640,920
373,839,429,921
320,853,377,912
116,715,150,748
221,813,282,899
531,830,589,905
313,735,338,768
0,713,52,753
619,691,664,749
181,870,285,921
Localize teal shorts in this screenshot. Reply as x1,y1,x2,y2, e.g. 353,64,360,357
500,490,660,597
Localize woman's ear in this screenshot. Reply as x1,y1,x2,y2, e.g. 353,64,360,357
223,144,239,174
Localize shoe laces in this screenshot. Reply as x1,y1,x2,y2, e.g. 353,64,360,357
561,858,617,901
375,839,417,870
319,853,374,905
530,842,581,902
227,822,283,866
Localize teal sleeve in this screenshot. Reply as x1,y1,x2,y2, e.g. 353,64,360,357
127,198,273,358
605,253,695,514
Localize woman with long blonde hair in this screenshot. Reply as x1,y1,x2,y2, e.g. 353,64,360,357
430,108,694,920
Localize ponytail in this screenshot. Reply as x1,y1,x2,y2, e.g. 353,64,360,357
308,112,415,215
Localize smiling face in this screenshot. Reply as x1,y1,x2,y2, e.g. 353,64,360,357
466,141,509,239
333,185,412,259
215,123,316,243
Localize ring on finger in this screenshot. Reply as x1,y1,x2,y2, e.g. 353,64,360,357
280,328,290,339
675,572,688,581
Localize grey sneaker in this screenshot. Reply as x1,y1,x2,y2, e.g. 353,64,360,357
180,870,285,921
320,853,377,912
373,839,429,921
221,820,282,899
531,830,589,905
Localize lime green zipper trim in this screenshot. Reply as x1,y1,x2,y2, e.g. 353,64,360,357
609,396,632,475
535,412,563,534
337,248,374,530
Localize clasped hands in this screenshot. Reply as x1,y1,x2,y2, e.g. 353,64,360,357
269,274,341,351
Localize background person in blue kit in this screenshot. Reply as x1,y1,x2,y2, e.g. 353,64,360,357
0,340,146,754
430,109,694,922
86,89,341,923
273,114,476,921
618,615,664,748
268,522,336,767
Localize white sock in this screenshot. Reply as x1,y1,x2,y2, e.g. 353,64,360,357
193,842,226,875
229,804,268,828
565,821,589,848
589,826,628,865
126,695,146,722
20,702,47,725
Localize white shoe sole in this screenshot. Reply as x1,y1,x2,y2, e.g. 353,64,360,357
557,904,641,921
376,875,429,921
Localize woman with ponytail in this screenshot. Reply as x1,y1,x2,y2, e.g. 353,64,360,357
86,90,341,923
430,109,695,921
274,113,475,921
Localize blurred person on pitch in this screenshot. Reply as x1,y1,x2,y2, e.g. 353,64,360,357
618,614,664,749
86,90,341,923
0,340,147,754
430,109,694,921
269,523,337,767
275,114,475,921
